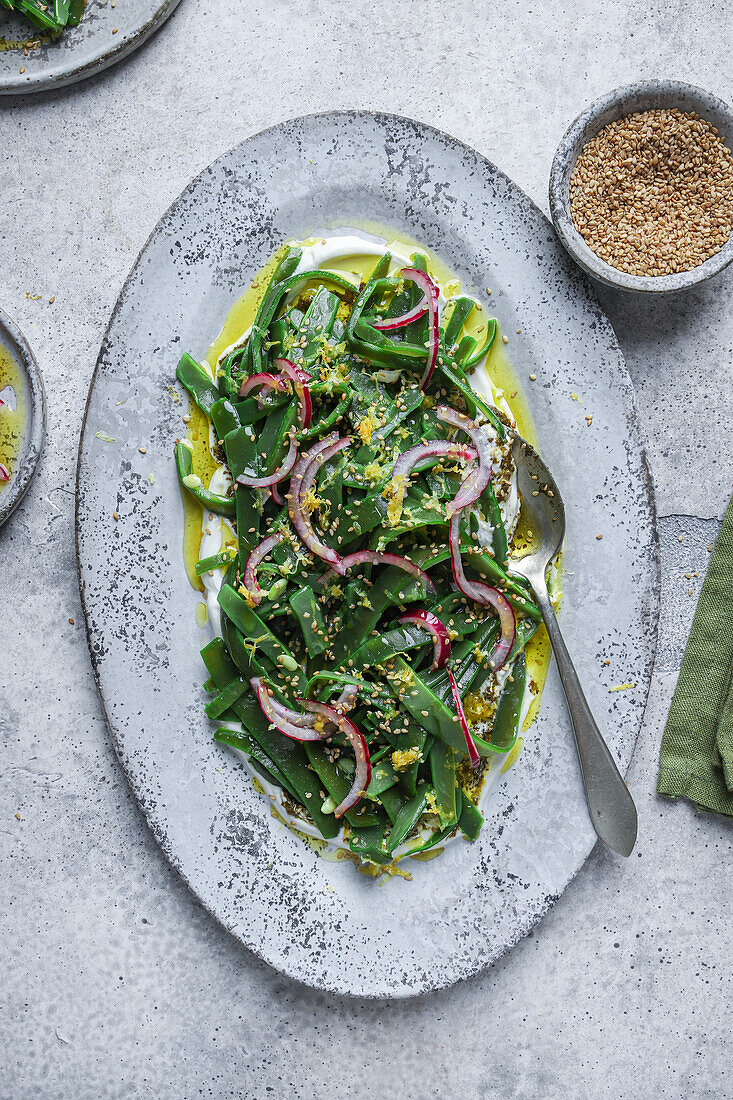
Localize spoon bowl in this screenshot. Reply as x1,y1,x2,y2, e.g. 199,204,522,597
510,433,565,582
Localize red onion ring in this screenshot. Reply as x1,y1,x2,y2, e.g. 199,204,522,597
388,439,477,521
338,550,436,594
288,434,351,574
302,700,372,816
236,436,298,489
239,372,289,400
242,532,283,606
437,405,495,514
269,484,284,506
274,683,359,731
239,363,312,431
394,268,439,390
0,462,9,482
275,358,312,430
251,678,324,742
449,669,480,769
372,298,428,332
274,358,309,385
448,513,516,671
268,697,317,726
396,610,451,669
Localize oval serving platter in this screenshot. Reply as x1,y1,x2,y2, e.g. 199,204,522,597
0,0,182,95
76,111,658,998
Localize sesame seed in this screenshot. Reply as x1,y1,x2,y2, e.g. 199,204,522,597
569,108,733,277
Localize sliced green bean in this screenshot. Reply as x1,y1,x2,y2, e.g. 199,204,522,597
175,441,235,517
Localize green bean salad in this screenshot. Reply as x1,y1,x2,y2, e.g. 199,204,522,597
175,235,547,872
0,0,84,34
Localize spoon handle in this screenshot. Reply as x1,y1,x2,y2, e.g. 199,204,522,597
531,582,638,856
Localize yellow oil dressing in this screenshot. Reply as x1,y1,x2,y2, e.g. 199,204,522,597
180,249,288,590
180,400,218,592
0,344,27,491
178,228,557,728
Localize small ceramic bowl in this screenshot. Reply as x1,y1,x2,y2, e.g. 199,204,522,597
549,81,733,293
0,307,46,528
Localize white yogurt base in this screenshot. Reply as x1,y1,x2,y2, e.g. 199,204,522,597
198,231,532,865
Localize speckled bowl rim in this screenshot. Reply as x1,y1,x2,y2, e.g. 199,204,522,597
0,306,45,528
549,80,733,293
0,0,183,96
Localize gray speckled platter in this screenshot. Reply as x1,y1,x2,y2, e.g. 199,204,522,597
0,0,182,95
76,111,659,999
0,306,45,528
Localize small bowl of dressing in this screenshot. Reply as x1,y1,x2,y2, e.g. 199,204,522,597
0,307,45,528
549,81,733,292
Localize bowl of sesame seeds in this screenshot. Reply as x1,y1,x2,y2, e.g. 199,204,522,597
549,81,733,292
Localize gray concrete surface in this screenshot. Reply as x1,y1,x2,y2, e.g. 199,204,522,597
1,1,731,1096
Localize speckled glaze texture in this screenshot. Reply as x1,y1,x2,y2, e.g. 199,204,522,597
76,111,658,998
0,0,182,94
0,306,45,528
550,81,733,293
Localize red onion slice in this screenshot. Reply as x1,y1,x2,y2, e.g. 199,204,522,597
392,439,477,482
0,462,9,482
388,439,477,522
281,684,359,730
339,550,436,594
269,483,284,506
303,700,372,817
239,372,288,400
481,589,516,671
448,515,488,603
268,696,318,726
240,362,312,431
274,358,309,385
372,299,428,332
449,669,480,769
448,513,516,671
437,405,495,513
275,358,312,430
251,678,324,742
396,610,451,669
289,434,351,574
236,437,298,489
242,532,283,606
396,268,440,390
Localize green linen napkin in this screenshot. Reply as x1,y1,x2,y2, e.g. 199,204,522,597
658,492,733,816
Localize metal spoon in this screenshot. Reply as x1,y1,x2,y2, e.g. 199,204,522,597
508,432,638,856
